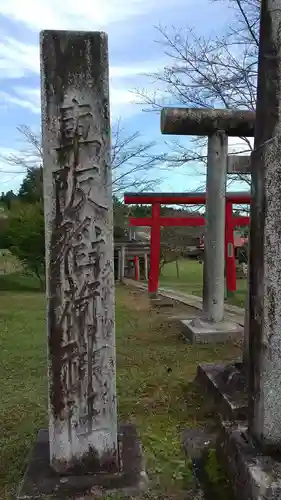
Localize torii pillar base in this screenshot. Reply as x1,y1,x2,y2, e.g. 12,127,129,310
180,316,243,344
16,425,148,500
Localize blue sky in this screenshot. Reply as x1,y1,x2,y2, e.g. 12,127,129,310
0,0,251,195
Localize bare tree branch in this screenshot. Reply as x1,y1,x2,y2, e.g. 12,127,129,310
132,1,259,188
234,0,260,46
0,120,167,195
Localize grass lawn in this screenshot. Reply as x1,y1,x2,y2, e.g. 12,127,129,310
0,273,241,499
160,259,247,308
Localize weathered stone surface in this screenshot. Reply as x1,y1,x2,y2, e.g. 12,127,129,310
242,260,250,371
161,108,255,136
40,30,117,473
16,425,148,499
217,421,281,500
182,428,217,460
196,362,247,420
248,1,281,449
204,131,227,323
227,155,251,174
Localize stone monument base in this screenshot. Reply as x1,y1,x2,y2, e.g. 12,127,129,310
180,317,243,343
217,421,281,500
196,361,247,420
17,424,148,499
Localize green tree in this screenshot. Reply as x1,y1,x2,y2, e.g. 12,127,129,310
113,196,129,239
7,202,45,288
18,166,43,204
131,205,151,217
0,213,9,249
0,190,17,209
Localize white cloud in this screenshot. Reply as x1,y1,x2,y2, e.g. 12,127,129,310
0,32,166,119
228,137,254,154
0,35,166,81
110,87,138,118
0,0,174,125
0,84,140,119
0,0,159,32
0,88,40,114
0,37,39,79
109,60,167,79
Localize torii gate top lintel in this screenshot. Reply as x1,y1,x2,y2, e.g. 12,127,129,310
124,191,251,206
160,107,255,137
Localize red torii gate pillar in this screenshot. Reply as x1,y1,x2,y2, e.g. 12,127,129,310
149,203,161,296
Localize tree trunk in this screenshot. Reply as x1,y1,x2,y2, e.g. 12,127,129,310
35,267,45,291
176,258,180,279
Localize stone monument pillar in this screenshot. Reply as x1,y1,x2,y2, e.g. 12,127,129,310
217,3,281,498
248,0,281,448
17,30,146,499
41,30,117,474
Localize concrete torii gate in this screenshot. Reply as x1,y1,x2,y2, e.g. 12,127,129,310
161,108,255,338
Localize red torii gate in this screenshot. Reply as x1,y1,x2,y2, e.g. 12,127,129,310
124,192,251,295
